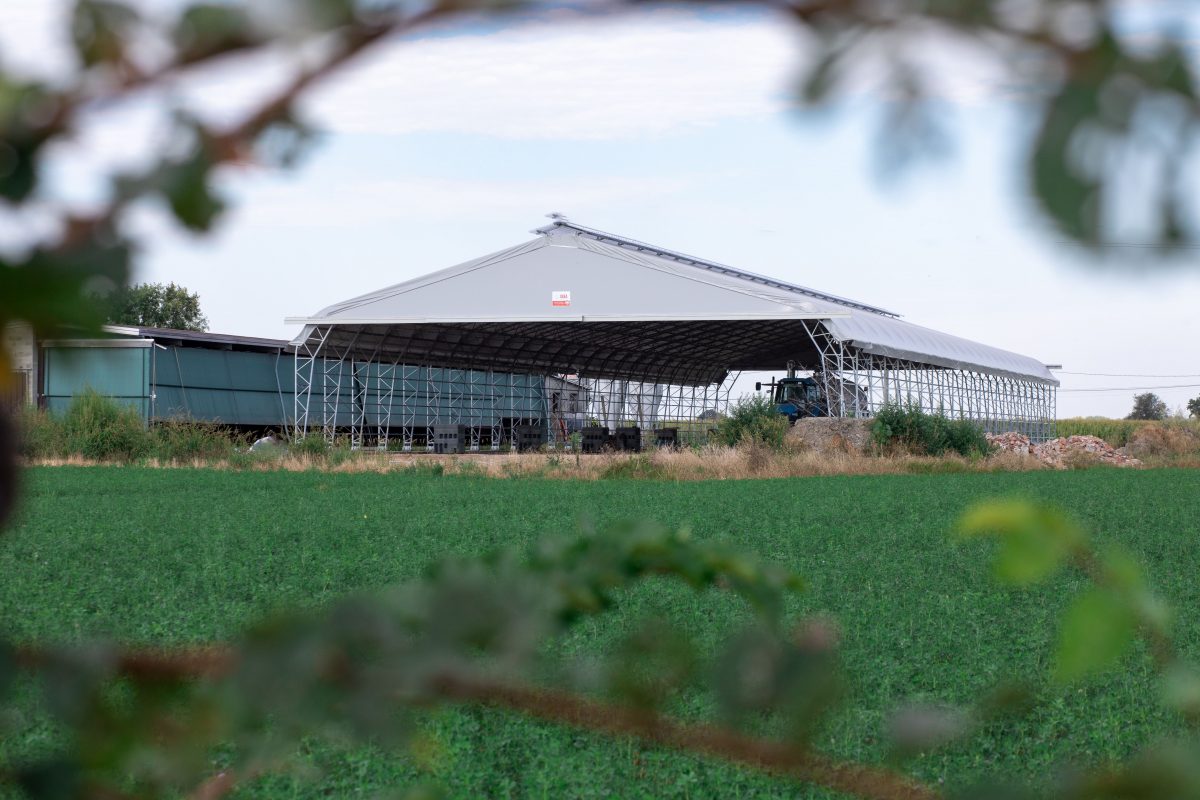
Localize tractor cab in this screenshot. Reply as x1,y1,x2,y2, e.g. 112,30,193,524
755,362,827,424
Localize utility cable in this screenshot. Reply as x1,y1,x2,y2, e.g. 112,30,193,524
1059,383,1200,392
1054,371,1200,378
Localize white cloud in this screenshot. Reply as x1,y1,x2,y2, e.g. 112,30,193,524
2,3,1019,148
301,9,1023,141
233,173,693,227
305,11,804,140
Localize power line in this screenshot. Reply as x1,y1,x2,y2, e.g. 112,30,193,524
1059,383,1200,393
1050,240,1200,250
1055,371,1200,378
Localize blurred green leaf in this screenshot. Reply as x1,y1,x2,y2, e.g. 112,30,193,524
1096,545,1172,642
298,0,358,31
957,500,1085,585
1136,44,1195,98
0,135,39,201
15,758,82,800
1161,665,1200,718
156,150,226,232
0,233,131,336
604,619,696,710
71,0,139,67
923,0,996,27
1054,587,1135,683
887,704,971,756
39,642,118,725
0,413,17,531
0,637,15,699
713,622,839,742
1030,76,1104,243
1065,743,1200,798
1097,545,1145,592
174,4,259,63
975,681,1037,721
0,78,59,202
798,41,845,105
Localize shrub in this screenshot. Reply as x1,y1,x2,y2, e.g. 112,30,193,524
21,402,247,463
715,395,790,450
292,433,330,457
150,419,239,462
60,391,150,462
870,403,990,457
1125,421,1200,458
599,454,667,480
326,438,357,466
17,408,64,459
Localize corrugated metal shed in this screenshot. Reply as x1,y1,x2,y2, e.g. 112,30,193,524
39,327,296,426
38,326,550,430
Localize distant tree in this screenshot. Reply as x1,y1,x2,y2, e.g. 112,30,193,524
1188,396,1200,419
103,282,209,331
1127,392,1168,421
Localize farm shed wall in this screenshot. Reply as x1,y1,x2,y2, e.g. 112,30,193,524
43,344,152,419
39,337,295,428
37,328,551,436
153,347,295,427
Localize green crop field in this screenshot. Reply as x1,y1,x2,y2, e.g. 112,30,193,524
3,467,1200,798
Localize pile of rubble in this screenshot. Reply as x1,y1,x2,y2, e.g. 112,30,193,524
985,432,1142,469
788,418,873,453
985,432,1035,455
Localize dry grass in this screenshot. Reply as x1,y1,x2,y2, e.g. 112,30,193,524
26,444,1053,480
1125,423,1200,459
1056,417,1200,448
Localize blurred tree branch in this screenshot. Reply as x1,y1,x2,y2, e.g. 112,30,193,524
15,642,935,800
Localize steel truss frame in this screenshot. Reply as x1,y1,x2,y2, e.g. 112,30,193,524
293,319,1057,447
797,320,1057,441
292,325,331,441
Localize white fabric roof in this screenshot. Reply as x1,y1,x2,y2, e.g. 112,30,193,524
822,315,1057,383
289,229,847,324
287,220,1057,385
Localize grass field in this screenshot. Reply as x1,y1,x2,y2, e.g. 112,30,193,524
3,466,1200,798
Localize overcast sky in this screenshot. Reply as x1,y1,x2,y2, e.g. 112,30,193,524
2,1,1199,418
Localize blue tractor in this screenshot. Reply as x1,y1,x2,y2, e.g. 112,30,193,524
756,361,828,424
